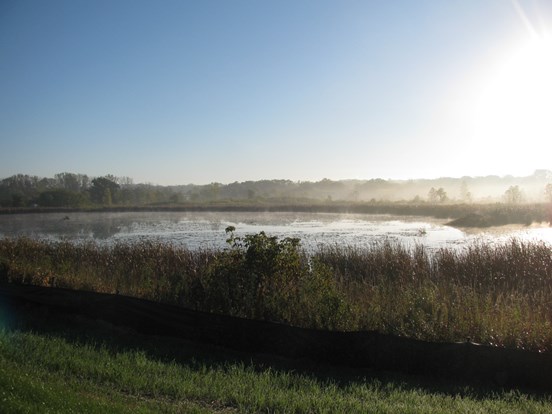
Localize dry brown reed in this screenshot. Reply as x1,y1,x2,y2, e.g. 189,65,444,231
1,235,551,351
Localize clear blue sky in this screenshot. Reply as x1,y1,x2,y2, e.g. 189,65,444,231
1,0,551,185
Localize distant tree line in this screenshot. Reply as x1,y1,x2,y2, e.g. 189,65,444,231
1,170,552,208
0,173,176,208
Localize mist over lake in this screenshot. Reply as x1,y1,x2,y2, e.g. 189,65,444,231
1,211,551,251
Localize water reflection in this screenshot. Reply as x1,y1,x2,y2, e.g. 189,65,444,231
0,211,550,251
0,213,124,240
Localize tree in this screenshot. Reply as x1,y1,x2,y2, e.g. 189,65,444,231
503,185,523,204
0,174,41,206
55,172,80,192
89,177,120,205
545,183,552,203
428,187,447,203
210,183,220,200
54,172,90,192
428,188,437,203
37,189,85,207
460,181,472,203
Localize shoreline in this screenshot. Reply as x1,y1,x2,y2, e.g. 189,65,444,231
1,202,551,228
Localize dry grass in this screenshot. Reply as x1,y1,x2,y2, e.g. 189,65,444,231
316,240,552,350
1,235,551,351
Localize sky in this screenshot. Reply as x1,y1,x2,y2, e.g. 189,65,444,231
1,0,551,185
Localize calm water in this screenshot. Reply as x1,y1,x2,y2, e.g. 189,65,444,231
0,211,551,251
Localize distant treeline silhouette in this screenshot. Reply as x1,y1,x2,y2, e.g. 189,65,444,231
1,170,552,208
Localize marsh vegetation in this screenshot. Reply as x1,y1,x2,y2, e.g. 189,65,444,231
2,228,552,352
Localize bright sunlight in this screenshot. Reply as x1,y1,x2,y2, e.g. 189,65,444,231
474,33,552,161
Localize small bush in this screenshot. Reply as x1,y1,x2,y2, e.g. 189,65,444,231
203,226,353,329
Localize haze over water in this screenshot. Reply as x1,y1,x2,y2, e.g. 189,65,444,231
1,212,551,252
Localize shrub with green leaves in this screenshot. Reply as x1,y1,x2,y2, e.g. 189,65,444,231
203,226,353,329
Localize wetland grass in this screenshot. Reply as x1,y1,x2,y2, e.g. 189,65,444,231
1,232,551,351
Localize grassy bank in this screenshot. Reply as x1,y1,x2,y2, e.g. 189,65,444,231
1,307,550,413
1,230,552,352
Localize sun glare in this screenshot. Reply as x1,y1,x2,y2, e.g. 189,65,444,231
474,34,552,157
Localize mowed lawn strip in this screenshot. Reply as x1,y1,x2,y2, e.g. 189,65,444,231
0,320,550,414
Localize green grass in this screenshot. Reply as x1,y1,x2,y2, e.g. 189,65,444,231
1,308,551,414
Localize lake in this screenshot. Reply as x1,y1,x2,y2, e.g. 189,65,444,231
1,211,551,251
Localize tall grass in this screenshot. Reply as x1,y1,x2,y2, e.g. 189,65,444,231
1,234,552,351
315,240,552,350
0,238,215,306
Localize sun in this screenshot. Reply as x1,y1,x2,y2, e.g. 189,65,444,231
473,34,552,162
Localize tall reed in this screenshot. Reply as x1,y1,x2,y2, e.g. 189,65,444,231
1,235,551,351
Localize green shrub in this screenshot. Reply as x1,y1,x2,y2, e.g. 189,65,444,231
203,226,353,329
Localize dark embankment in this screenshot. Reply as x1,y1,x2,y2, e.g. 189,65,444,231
1,282,551,391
